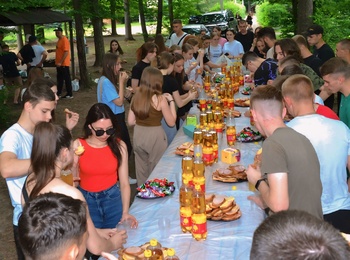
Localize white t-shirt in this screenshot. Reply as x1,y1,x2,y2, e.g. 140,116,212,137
30,44,46,67
288,114,350,214
0,123,33,226
208,44,222,64
266,47,274,59
168,32,188,47
184,58,202,84
223,40,244,60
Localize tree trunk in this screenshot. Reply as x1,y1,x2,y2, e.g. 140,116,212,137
73,0,90,89
168,0,173,30
297,0,313,34
91,0,105,66
291,0,298,34
138,0,148,41
156,0,163,35
124,0,135,41
110,0,118,36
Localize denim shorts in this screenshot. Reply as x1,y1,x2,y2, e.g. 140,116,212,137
78,184,123,229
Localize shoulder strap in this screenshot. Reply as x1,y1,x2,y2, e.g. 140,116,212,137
22,176,30,203
177,33,188,46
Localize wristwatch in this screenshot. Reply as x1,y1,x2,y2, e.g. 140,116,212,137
255,178,267,191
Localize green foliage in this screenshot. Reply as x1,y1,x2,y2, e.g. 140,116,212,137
256,2,292,29
313,0,350,48
210,2,246,17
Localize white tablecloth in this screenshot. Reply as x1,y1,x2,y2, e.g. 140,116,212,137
102,90,265,260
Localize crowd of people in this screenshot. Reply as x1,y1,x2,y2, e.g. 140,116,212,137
1,13,350,259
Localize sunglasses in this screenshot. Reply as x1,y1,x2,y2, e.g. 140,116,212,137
90,125,115,137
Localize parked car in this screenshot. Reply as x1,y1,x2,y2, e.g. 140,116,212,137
182,24,210,36
199,10,237,36
188,15,202,24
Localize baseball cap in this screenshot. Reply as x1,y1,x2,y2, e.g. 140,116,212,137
306,25,324,36
54,27,63,32
28,35,37,43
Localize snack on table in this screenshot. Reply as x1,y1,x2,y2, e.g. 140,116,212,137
206,194,242,221
117,246,144,260
212,165,247,183
241,86,252,95
223,109,241,118
136,178,175,199
236,127,262,142
74,145,85,156
175,142,194,156
234,98,250,107
118,242,169,259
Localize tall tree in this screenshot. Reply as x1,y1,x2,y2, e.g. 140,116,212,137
91,0,105,66
168,0,174,26
73,0,90,89
110,0,118,36
124,0,135,40
297,0,313,34
156,0,163,34
138,0,148,41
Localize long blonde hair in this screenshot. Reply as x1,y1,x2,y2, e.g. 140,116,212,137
131,67,163,120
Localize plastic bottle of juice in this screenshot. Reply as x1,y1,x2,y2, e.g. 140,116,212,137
202,130,213,166
193,125,203,145
226,111,236,146
180,179,193,233
209,128,218,163
199,108,208,127
193,153,205,192
182,150,193,186
198,89,207,110
147,239,164,260
191,187,207,241
206,104,213,124
165,248,180,260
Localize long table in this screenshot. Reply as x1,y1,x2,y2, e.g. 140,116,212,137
102,91,266,260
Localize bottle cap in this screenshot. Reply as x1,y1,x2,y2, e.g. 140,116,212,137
167,248,175,257
149,238,158,246
144,249,152,257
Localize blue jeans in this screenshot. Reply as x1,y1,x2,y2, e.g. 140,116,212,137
78,184,123,228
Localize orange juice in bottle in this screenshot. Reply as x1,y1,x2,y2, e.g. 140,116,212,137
191,187,207,241
202,131,213,166
180,179,193,233
209,128,218,163
213,108,222,123
206,105,213,124
199,109,207,126
193,153,205,192
226,111,236,146
182,150,193,186
193,125,203,145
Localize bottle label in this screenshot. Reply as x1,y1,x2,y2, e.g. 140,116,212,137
192,222,207,235
202,153,213,165
227,134,236,142
213,149,218,160
180,216,192,229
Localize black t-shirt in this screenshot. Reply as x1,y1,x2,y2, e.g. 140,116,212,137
235,31,254,53
304,55,323,76
313,43,335,64
175,74,192,117
131,61,150,84
19,44,35,65
0,51,20,77
254,58,278,86
162,74,178,95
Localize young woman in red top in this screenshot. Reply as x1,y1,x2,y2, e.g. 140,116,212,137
73,103,137,229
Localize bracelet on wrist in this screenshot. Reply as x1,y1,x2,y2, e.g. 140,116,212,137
255,178,267,191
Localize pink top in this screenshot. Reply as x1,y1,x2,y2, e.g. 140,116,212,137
218,37,227,47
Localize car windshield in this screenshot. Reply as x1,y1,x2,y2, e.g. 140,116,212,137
200,14,225,24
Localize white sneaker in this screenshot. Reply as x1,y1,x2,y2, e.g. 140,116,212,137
129,177,137,185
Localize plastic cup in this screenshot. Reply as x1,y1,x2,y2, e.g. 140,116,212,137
158,217,171,239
